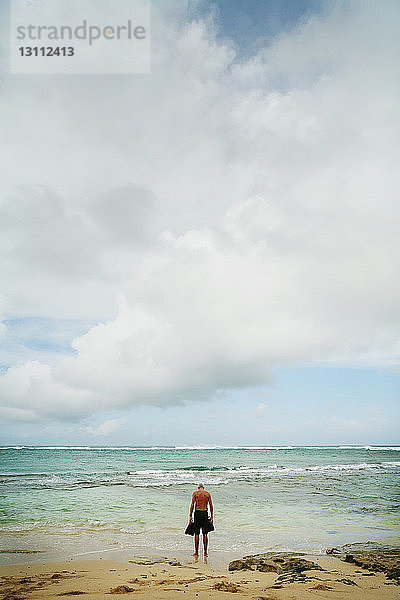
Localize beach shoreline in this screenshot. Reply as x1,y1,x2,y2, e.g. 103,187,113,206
0,543,238,571
1,548,399,600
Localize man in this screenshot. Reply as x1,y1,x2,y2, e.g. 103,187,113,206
189,483,213,557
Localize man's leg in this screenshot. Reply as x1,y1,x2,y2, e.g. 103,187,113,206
193,534,199,557
203,533,208,556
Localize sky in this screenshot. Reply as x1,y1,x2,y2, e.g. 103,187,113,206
0,0,399,446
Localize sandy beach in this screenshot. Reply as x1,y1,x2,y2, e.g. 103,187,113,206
1,447,399,599
1,551,399,600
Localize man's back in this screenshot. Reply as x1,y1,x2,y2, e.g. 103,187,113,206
193,489,211,511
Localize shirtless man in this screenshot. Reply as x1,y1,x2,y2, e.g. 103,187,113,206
189,484,213,557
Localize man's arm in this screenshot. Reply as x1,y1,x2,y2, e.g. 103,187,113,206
189,492,196,522
208,494,213,522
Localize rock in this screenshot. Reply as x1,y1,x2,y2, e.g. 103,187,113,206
228,559,251,571
257,561,279,573
326,543,400,583
280,558,322,573
337,578,358,586
273,571,323,585
228,552,322,576
387,566,400,581
243,556,263,566
245,552,305,562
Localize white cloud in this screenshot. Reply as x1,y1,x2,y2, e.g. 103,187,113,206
253,403,268,418
86,417,127,437
0,1,399,423
0,361,99,421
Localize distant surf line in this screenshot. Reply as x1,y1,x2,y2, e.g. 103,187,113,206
1,445,400,451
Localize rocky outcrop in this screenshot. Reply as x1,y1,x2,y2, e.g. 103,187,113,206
228,552,323,575
326,542,400,583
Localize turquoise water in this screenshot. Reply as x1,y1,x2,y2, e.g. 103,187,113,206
1,446,399,563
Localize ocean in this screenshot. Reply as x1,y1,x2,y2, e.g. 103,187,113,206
1,446,399,564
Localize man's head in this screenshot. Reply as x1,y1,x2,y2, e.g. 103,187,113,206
198,483,204,489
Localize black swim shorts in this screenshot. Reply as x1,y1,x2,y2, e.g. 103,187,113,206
193,510,209,534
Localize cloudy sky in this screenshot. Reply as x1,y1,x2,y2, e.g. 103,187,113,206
0,0,399,446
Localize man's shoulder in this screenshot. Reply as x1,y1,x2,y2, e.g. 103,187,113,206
193,489,211,497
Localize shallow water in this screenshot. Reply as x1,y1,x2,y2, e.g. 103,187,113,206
1,446,399,564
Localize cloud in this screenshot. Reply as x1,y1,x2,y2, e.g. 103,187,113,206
86,417,127,437
0,1,399,422
0,361,99,421
253,403,268,418
2,189,398,421
0,183,155,319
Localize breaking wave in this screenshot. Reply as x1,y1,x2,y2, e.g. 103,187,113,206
1,445,400,451
1,461,399,491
